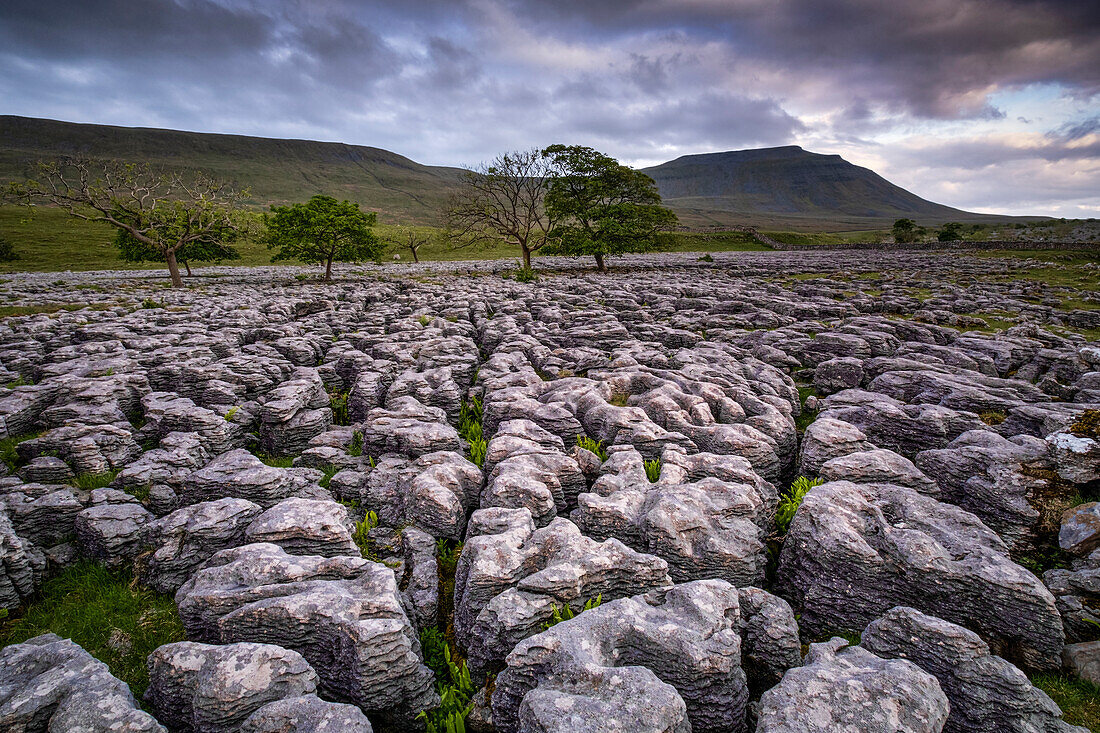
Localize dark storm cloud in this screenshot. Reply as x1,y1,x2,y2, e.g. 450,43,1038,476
0,0,1097,214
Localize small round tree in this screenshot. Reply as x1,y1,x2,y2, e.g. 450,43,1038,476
892,218,917,244
264,195,383,281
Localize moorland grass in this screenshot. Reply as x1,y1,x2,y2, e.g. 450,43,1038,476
0,561,185,698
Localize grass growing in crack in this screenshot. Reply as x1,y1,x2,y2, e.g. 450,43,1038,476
416,641,476,733
795,384,820,432
0,432,40,471
318,464,339,489
644,459,661,483
0,561,185,698
542,594,603,630
352,510,379,560
979,410,1007,426
348,429,364,457
458,396,487,467
776,476,824,535
70,469,120,491
329,390,349,426
223,405,240,421
1030,674,1100,730
253,451,294,467
576,435,608,462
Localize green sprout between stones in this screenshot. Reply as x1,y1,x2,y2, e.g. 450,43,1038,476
776,476,824,535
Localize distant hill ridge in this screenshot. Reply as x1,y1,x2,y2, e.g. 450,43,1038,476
1,115,992,229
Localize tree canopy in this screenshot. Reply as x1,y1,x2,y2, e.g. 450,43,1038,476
264,195,382,281
892,218,917,243
6,158,245,286
541,145,678,271
938,222,963,241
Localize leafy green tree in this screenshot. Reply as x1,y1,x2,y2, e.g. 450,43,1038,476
444,149,558,270
6,159,245,287
541,145,678,272
892,218,917,244
264,195,382,281
938,222,963,241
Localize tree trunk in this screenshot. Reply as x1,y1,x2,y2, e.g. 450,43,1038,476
522,247,532,270
184,260,192,277
165,249,184,287
411,246,420,263
325,256,333,282
595,253,606,272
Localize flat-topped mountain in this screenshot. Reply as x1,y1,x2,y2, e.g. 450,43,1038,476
640,145,983,229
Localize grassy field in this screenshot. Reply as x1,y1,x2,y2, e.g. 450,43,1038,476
0,205,778,274
0,561,184,698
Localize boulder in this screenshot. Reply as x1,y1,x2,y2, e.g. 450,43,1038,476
862,606,1087,733
492,580,749,733
175,542,437,723
775,480,1065,671
755,637,949,733
0,633,164,731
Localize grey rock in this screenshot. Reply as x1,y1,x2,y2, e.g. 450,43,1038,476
360,396,462,457
1062,641,1100,687
755,637,949,733
798,417,874,476
814,356,864,394
862,606,1087,733
455,511,673,676
492,580,748,733
916,430,1051,551
820,448,939,495
181,449,316,508
74,500,154,567
0,633,164,731
240,695,374,732
737,586,802,695
775,480,1065,672
175,542,438,723
138,497,263,593
16,456,73,484
1060,502,1100,557
1047,431,1100,485
146,641,319,733
364,451,481,540
0,505,41,611
572,446,775,586
244,497,358,557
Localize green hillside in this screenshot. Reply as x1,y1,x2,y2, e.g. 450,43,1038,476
0,116,466,224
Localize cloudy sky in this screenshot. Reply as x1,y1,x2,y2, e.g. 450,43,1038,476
2,0,1098,216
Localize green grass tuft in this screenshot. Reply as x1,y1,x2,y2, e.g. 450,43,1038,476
576,435,608,462
776,476,824,535
1031,673,1100,730
0,561,185,698
70,470,120,491
644,459,661,483
0,432,41,471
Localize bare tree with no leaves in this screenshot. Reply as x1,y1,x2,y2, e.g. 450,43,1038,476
380,225,435,263
7,158,246,287
444,149,558,270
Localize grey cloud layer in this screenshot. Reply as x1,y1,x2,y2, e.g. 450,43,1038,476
0,0,1097,214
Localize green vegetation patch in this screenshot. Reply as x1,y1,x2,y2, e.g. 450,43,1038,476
776,476,824,535
0,561,185,698
1031,674,1100,730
